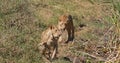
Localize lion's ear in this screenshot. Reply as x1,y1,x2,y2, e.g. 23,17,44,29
68,15,72,21
59,19,61,22
59,16,62,22
49,25,53,29
49,25,55,29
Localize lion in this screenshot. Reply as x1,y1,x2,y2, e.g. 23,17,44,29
58,14,74,43
38,25,62,61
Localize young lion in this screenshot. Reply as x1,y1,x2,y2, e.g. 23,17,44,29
58,14,74,43
38,25,62,61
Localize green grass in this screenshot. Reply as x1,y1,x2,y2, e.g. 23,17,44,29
0,0,120,63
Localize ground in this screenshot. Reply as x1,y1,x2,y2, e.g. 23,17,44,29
0,0,120,63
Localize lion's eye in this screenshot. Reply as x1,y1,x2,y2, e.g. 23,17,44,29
61,23,64,25
55,30,57,32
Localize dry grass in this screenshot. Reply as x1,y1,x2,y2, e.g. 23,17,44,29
0,0,120,63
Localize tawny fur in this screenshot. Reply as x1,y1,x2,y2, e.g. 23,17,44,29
38,25,62,60
58,14,74,43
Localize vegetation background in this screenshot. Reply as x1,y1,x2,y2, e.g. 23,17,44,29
0,0,120,63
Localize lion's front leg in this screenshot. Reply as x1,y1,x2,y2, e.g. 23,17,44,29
71,26,75,41
51,42,58,60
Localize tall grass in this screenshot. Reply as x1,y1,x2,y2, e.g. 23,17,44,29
0,0,120,63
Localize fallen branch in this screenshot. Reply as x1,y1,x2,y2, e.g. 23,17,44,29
75,51,106,61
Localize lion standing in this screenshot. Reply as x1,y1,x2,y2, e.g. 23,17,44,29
58,14,74,43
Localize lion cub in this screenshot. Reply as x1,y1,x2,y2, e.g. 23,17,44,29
58,14,74,43
38,25,62,61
